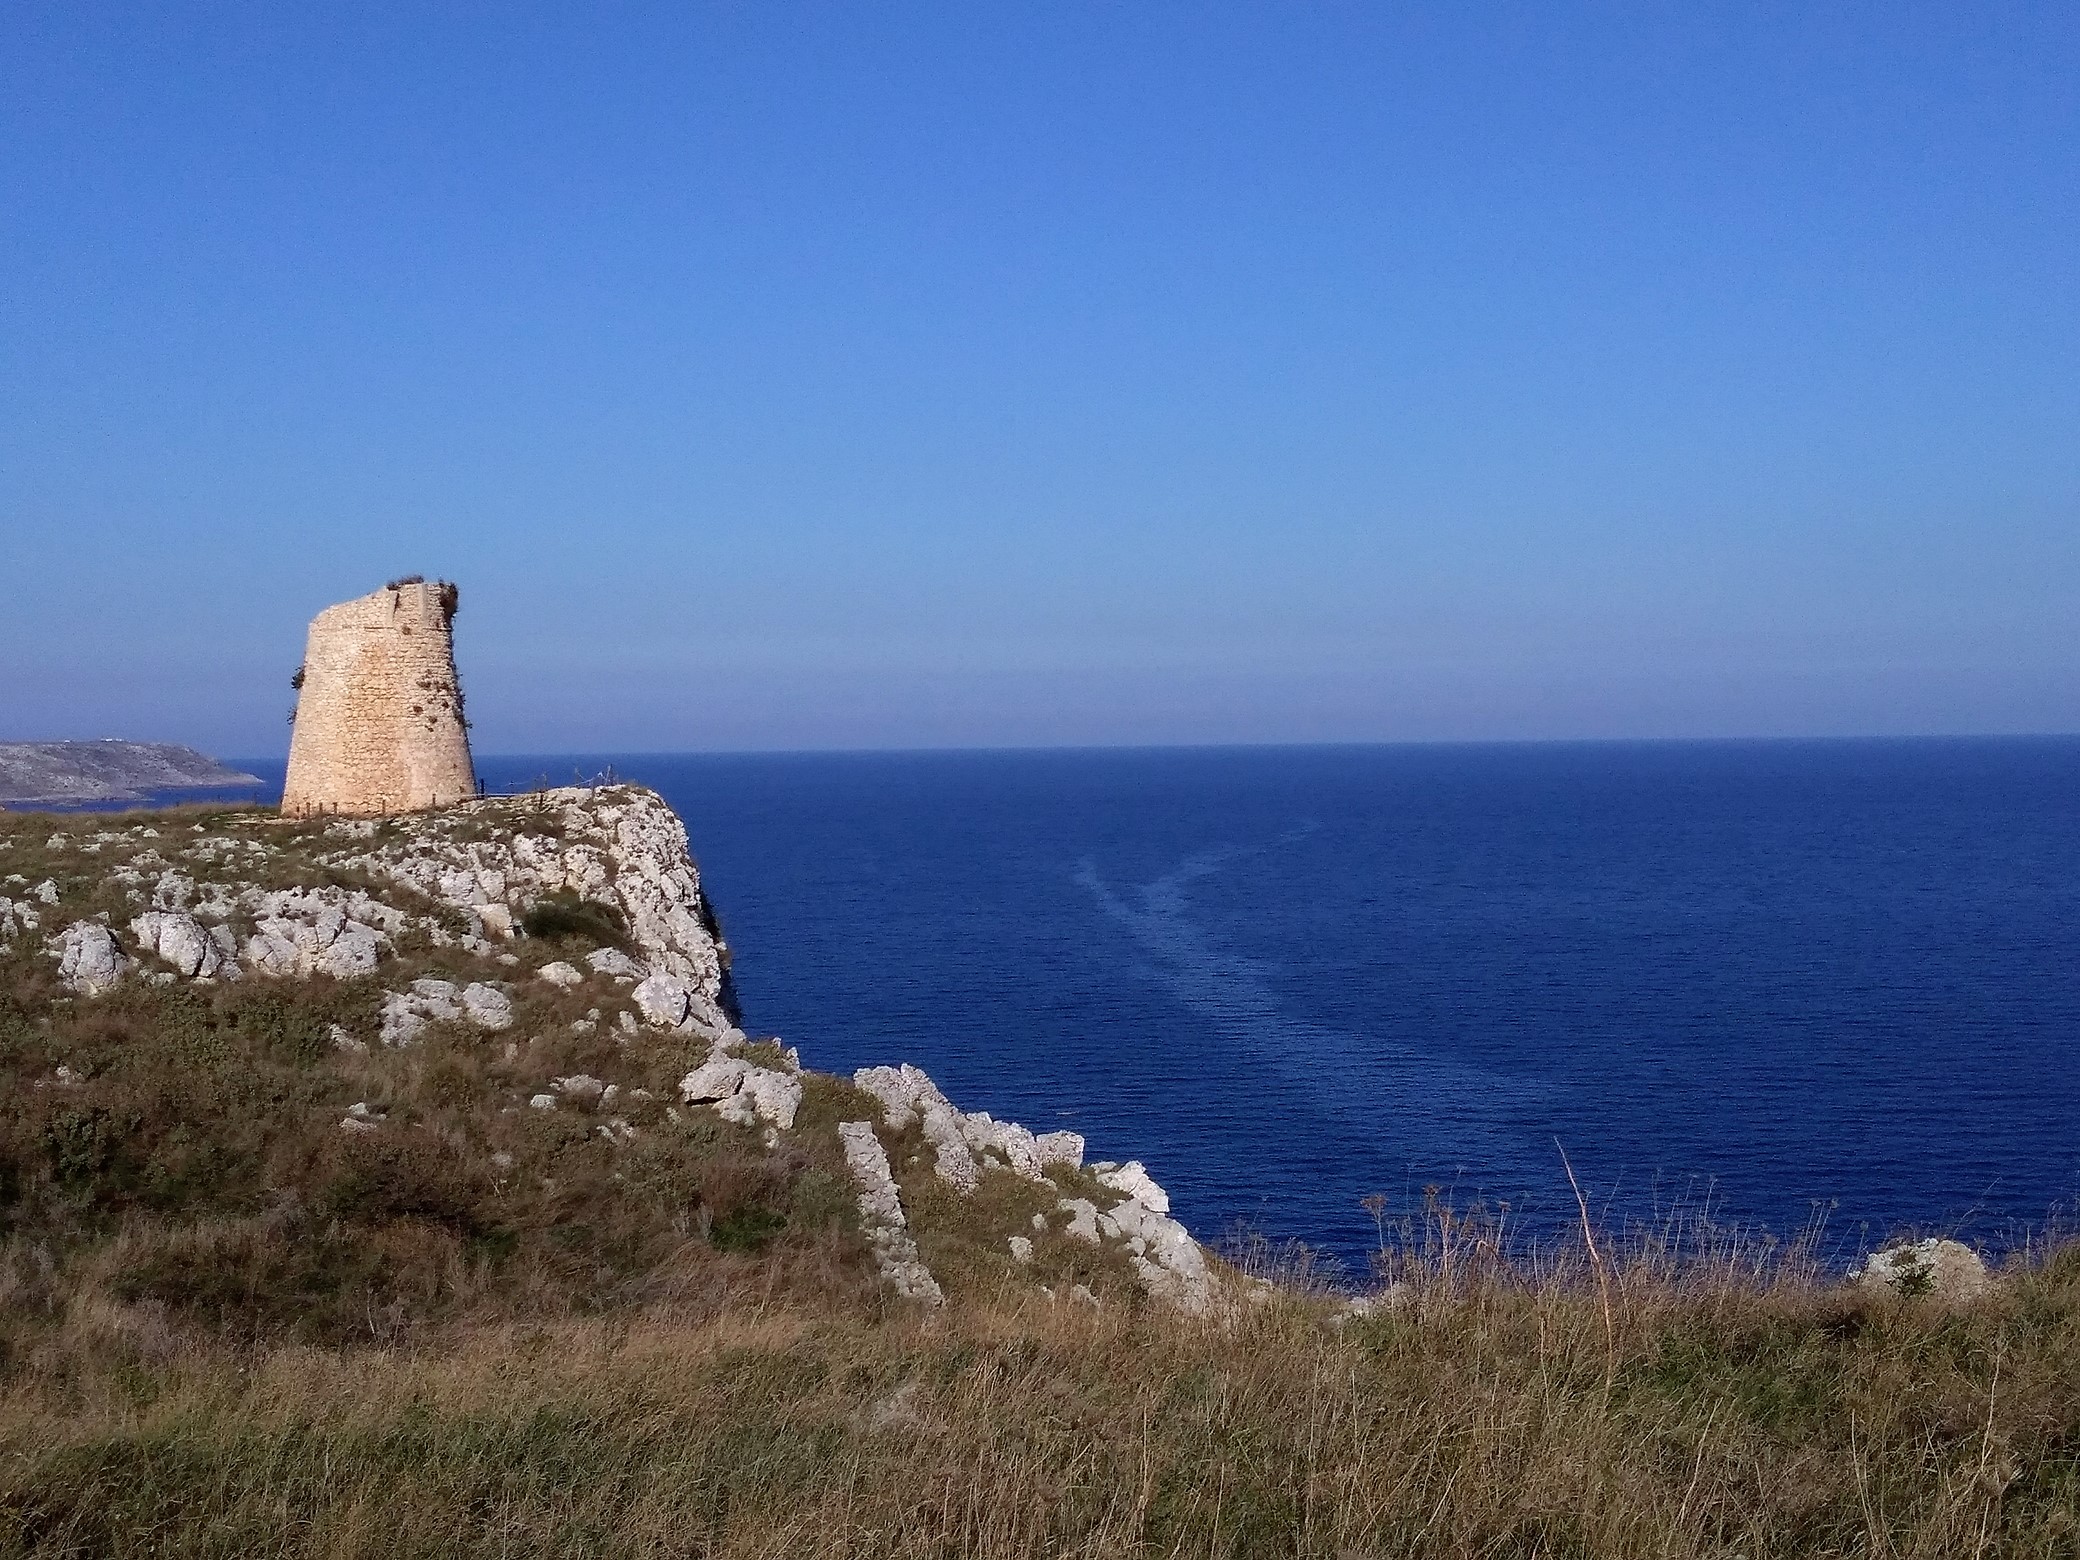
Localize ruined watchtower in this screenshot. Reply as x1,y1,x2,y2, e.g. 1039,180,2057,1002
281,579,477,817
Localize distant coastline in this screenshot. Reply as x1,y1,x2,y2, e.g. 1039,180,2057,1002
0,741,263,806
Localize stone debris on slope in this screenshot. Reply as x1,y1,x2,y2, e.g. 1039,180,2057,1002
461,983,514,1030
838,1120,944,1305
379,979,514,1046
679,1047,803,1132
1056,1198,1102,1243
0,895,42,950
853,1063,1085,1193
12,787,729,1012
340,1101,386,1134
588,947,645,981
632,971,697,1031
1101,1194,1217,1315
853,1060,1215,1315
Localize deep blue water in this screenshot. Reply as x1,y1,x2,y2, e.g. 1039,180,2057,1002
141,741,2080,1266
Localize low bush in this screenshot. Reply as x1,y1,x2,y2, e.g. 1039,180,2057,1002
518,893,629,949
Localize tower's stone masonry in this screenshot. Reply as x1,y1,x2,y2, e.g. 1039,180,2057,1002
282,580,477,818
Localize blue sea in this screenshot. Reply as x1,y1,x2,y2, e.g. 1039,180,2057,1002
109,739,2080,1269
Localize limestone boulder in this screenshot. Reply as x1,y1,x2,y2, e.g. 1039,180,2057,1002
632,971,690,1028
1057,1198,1102,1243
461,982,513,1030
1851,1238,1993,1305
680,1055,751,1103
50,921,129,994
1034,1130,1085,1170
131,910,235,980
553,1073,606,1105
736,1068,802,1131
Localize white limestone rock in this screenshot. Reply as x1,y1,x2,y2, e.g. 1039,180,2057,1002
838,1121,943,1305
682,1050,800,1130
537,960,583,988
339,1101,386,1134
680,1055,751,1103
961,1113,1046,1182
461,982,513,1030
378,978,466,1046
632,971,690,1029
1057,1197,1102,1244
130,910,234,980
853,1063,982,1192
853,1064,932,1131
321,924,382,978
1850,1238,1993,1305
50,921,129,995
554,1073,606,1104
1106,1194,1217,1315
1094,1160,1170,1214
587,947,645,981
736,1068,802,1131
242,899,388,980
1034,1130,1085,1170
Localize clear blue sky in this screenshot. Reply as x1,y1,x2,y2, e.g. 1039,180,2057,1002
4,3,2074,756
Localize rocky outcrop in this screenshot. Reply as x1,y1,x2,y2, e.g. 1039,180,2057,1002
852,1060,1216,1315
22,787,733,1039
680,1047,803,1132
1850,1238,1993,1305
332,785,733,1032
379,979,515,1045
131,911,238,980
854,1063,1086,1191
0,894,41,951
50,921,129,995
839,1121,944,1305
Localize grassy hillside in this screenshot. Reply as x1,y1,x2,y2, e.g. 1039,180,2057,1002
1,800,2077,1557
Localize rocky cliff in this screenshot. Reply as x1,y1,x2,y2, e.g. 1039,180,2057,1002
0,784,1223,1319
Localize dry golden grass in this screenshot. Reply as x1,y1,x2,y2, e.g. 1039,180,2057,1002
3,1235,2078,1558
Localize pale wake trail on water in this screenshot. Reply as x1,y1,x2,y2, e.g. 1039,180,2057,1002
1072,826,1553,1179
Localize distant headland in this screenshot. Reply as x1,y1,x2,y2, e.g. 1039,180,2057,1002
0,740,261,805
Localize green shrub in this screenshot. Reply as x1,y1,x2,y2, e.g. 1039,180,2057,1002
519,894,629,949
710,1205,787,1253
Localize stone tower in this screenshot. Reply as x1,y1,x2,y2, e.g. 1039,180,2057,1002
281,579,477,817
